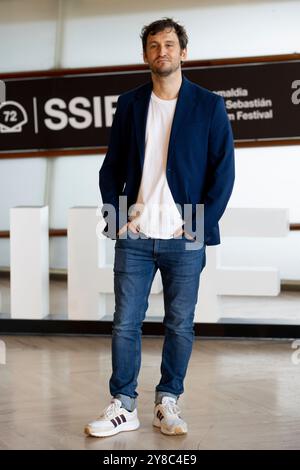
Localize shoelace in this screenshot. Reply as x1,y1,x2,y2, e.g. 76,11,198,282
163,401,181,416
98,400,121,419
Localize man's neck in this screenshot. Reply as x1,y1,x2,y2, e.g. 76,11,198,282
151,70,182,100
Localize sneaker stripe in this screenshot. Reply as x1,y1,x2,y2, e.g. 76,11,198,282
111,415,126,427
116,416,122,425
157,410,163,421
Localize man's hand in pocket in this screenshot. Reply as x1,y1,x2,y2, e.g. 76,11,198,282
117,221,140,237
173,226,194,240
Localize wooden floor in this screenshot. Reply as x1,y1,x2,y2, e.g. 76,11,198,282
0,335,300,449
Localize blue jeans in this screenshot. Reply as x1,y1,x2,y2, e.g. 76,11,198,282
109,229,206,411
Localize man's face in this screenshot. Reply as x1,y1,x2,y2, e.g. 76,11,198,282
143,28,187,77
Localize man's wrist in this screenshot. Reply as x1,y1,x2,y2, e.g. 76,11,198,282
117,222,128,236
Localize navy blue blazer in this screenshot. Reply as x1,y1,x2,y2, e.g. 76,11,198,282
99,74,235,245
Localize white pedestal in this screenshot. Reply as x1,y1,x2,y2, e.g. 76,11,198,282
10,206,49,319
68,207,101,320
218,207,289,297
68,207,163,320
67,207,289,323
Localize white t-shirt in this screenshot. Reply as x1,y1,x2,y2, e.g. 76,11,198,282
129,91,184,238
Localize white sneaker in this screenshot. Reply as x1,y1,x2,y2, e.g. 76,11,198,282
85,398,140,437
153,396,187,435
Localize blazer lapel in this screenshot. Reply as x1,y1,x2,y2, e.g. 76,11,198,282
167,75,196,162
133,82,152,171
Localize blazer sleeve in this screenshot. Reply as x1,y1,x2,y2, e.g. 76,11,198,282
99,97,127,237
203,96,235,238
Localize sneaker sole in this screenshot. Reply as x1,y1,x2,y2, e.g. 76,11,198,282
84,421,140,438
153,421,187,436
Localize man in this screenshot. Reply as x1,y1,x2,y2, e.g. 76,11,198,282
85,18,234,438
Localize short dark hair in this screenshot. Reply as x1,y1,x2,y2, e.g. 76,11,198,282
140,17,188,52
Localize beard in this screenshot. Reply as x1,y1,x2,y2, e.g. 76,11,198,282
150,59,181,77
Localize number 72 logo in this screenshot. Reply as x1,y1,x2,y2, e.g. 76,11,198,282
0,101,28,133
